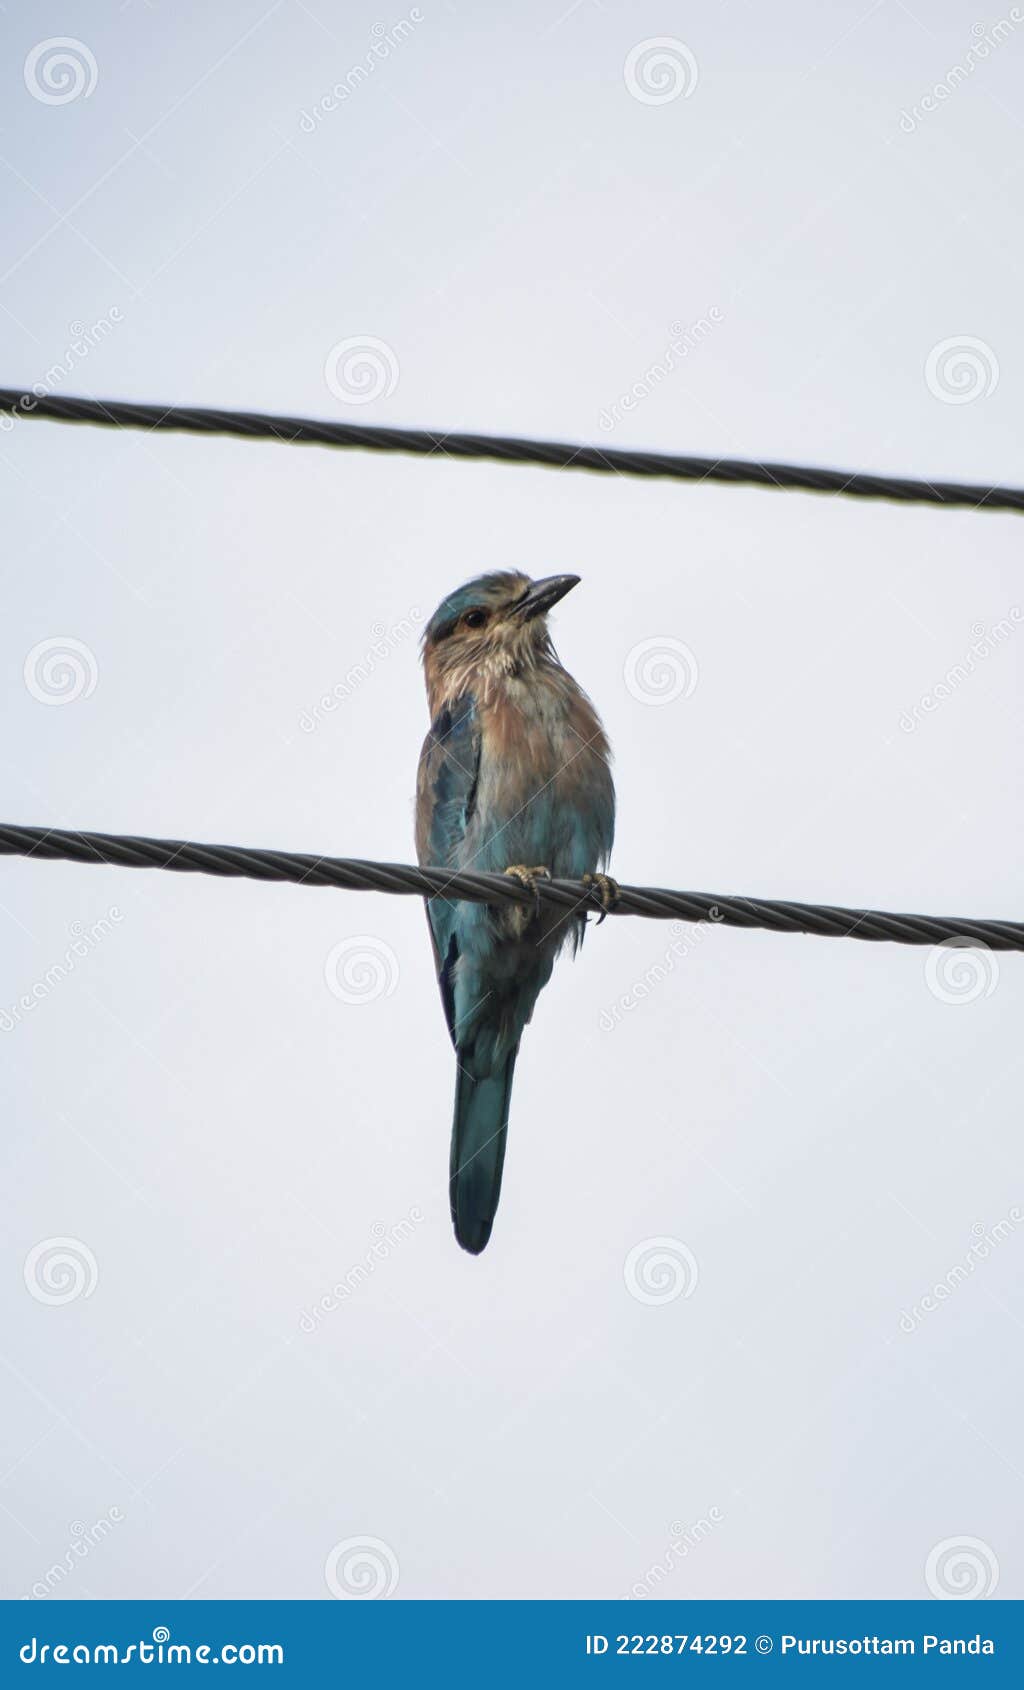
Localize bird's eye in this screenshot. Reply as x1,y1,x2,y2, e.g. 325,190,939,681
462,609,488,630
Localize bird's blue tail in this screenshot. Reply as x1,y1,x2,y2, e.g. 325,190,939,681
450,1045,519,1254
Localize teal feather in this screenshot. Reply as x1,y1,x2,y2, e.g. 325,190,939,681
450,1048,518,1254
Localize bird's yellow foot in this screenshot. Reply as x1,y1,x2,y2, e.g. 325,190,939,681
582,872,620,924
504,864,551,925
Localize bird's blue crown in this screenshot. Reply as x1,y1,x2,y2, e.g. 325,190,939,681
423,572,527,644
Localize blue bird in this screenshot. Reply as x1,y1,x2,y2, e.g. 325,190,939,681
415,572,616,1253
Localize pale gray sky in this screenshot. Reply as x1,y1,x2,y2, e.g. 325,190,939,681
1,0,1021,1601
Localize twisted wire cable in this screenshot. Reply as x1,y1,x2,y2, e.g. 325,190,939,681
1,389,1021,513
1,825,1020,950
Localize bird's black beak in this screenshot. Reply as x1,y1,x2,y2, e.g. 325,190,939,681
514,573,581,621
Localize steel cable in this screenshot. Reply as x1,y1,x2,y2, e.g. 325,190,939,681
2,825,1020,950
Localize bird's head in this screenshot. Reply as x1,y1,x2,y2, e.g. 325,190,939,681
421,570,580,712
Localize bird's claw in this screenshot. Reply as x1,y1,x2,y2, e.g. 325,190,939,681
582,872,620,924
504,864,551,918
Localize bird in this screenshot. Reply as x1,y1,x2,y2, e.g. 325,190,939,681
415,571,616,1254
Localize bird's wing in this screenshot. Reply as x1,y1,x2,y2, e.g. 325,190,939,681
415,694,481,1047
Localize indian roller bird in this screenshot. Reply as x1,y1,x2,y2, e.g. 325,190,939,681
415,571,616,1254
